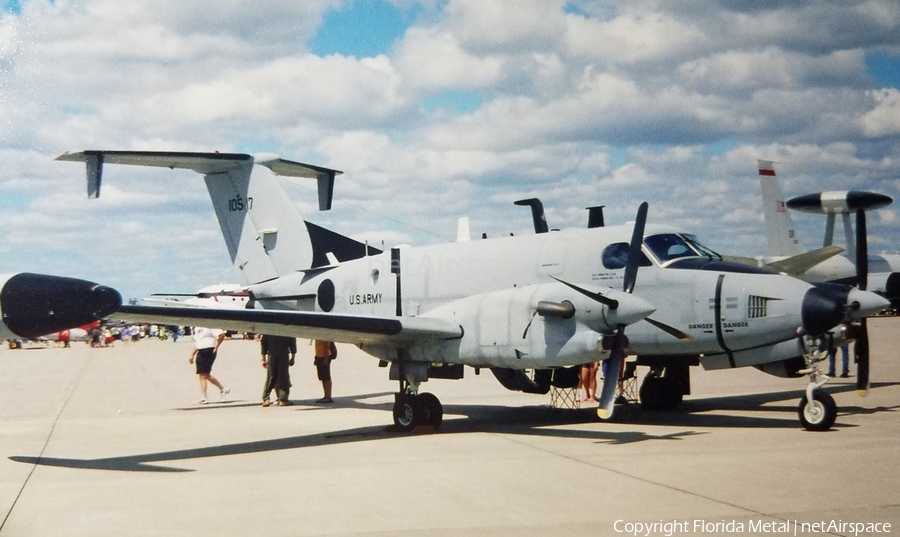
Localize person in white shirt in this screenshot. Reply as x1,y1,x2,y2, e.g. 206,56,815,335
189,326,229,404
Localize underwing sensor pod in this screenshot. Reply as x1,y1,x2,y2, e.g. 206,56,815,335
0,273,122,340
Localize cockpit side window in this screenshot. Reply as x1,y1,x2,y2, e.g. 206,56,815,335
683,234,722,259
602,242,653,269
643,233,723,266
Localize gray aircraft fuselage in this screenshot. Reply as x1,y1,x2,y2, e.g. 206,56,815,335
246,223,844,372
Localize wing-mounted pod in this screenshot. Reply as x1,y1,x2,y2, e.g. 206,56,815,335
0,273,121,340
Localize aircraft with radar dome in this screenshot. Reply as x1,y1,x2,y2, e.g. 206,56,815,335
58,150,889,431
756,160,900,312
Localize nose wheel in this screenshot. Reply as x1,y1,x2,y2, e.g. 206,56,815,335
798,390,837,431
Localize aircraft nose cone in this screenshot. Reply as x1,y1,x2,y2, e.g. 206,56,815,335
0,273,122,339
607,293,656,327
847,288,890,319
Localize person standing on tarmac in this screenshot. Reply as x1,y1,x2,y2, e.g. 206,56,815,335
189,326,229,405
261,334,296,406
313,340,336,404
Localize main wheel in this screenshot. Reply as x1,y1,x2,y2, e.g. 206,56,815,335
639,375,682,411
798,390,837,431
392,395,420,432
417,393,443,429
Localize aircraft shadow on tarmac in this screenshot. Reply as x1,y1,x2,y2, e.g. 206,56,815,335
9,383,899,473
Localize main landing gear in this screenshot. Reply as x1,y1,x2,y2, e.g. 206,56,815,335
393,391,443,431
796,332,838,431
388,358,445,432
638,365,687,411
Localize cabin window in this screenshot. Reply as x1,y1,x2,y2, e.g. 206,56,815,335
601,242,653,269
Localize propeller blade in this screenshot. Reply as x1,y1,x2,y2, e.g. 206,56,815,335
644,317,693,341
856,208,868,291
550,277,619,309
854,209,870,396
623,202,649,294
855,318,870,396
597,326,626,419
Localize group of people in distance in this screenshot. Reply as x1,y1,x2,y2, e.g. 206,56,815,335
188,327,337,407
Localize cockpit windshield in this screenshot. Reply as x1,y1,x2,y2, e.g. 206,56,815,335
643,233,722,265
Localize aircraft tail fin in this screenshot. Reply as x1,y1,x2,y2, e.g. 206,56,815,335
758,160,805,257
58,151,377,286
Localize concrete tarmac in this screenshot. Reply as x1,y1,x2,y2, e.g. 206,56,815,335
1,318,899,536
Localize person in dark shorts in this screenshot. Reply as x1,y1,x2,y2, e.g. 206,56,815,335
313,340,336,403
261,334,296,406
189,326,229,405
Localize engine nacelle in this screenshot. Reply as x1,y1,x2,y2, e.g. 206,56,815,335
418,280,654,369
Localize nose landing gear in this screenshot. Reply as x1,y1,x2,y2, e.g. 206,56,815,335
796,331,838,431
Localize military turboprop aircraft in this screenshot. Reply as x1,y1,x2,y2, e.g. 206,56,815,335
58,150,889,431
0,272,122,347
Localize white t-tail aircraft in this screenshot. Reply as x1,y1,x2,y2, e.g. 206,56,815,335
58,151,889,431
145,283,251,310
0,272,122,347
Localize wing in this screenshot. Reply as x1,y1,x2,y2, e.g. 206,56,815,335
113,305,462,345
766,245,844,275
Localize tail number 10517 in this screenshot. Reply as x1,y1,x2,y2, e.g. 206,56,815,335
228,196,253,212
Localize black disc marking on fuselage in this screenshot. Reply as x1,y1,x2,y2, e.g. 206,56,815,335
317,279,335,312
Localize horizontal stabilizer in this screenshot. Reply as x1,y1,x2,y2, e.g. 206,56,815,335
56,150,342,210
114,305,462,345
256,156,342,211
766,245,844,275
57,150,251,175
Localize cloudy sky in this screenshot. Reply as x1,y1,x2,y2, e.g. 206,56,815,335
1,0,899,301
